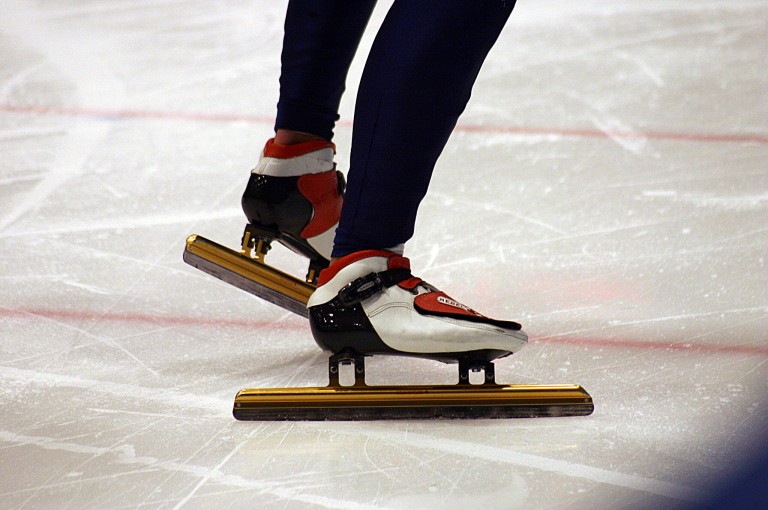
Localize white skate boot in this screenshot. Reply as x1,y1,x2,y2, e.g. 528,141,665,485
307,250,527,361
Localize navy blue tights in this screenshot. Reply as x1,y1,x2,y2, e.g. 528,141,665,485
275,0,516,257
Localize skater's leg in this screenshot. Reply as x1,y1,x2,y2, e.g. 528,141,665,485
276,0,377,142
333,0,516,256
241,1,376,263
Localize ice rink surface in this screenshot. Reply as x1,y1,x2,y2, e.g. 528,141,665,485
1,1,766,508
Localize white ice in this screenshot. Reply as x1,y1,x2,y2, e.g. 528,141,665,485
1,1,766,509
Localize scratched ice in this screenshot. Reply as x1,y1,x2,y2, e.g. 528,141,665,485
1,1,766,509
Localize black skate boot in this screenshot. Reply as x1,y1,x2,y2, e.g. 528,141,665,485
241,138,345,283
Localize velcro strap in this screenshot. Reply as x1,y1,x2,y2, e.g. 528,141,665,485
337,268,412,307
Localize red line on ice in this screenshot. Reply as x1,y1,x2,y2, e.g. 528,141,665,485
2,103,767,145
3,307,767,357
0,103,274,125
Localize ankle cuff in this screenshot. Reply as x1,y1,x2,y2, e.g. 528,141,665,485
254,139,336,177
263,138,335,159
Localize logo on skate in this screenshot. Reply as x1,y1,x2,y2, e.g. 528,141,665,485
437,295,472,312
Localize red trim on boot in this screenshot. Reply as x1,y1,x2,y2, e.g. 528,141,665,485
413,291,522,330
297,171,343,238
384,255,422,289
262,138,335,159
316,250,400,287
397,276,423,290
386,255,410,271
414,292,482,319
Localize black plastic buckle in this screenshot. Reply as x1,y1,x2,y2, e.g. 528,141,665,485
337,273,383,307
336,268,412,308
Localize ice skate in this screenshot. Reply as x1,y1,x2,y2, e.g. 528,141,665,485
307,250,528,362
233,251,594,420
184,138,344,316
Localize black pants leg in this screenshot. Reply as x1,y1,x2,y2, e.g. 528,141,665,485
275,0,516,256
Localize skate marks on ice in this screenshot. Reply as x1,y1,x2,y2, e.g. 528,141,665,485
0,6,127,234
0,365,229,417
362,430,703,502
1,0,767,508
0,431,384,510
0,364,389,508
0,412,725,509
0,316,718,509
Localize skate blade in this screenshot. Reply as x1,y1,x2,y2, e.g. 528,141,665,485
233,383,594,420
183,234,313,317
